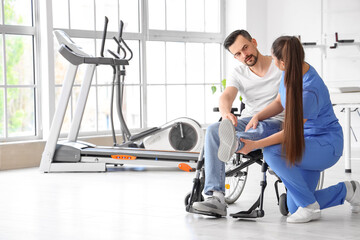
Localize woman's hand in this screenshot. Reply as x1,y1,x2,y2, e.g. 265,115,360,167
245,115,259,132
238,138,258,155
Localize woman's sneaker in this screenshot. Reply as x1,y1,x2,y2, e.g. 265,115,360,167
192,196,227,217
347,180,360,213
287,202,321,223
218,119,238,163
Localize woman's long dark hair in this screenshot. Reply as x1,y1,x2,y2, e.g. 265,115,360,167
272,36,305,166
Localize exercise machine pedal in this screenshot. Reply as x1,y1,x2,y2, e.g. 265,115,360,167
178,163,195,172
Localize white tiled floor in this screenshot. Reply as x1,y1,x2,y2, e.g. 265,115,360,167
0,157,359,240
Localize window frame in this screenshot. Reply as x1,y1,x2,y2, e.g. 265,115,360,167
142,0,226,127
0,1,40,142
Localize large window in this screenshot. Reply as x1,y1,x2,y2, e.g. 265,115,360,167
146,0,224,125
52,0,142,136
0,0,37,142
148,0,220,32
12,0,224,141
49,0,224,138
146,41,222,126
51,0,224,137
0,0,224,142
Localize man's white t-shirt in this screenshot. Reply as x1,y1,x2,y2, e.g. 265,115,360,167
227,60,284,122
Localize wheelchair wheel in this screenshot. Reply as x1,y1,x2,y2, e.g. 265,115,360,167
275,171,323,216
184,192,191,206
224,154,248,204
184,192,204,206
279,193,289,216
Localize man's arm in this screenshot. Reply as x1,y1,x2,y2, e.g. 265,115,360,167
245,93,284,131
219,86,238,125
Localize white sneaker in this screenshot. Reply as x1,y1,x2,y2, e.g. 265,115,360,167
218,119,238,163
192,196,227,217
287,202,321,223
348,181,360,213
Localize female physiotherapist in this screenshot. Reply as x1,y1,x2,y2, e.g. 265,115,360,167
236,36,360,223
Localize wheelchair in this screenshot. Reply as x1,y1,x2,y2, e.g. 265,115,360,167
185,107,325,218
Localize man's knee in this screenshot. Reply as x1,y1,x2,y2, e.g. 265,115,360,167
236,117,251,131
205,122,220,138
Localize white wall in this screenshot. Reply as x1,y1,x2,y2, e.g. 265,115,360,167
322,0,360,159
267,0,323,74
224,0,247,79
242,0,360,158
224,0,269,108
246,0,268,54
266,0,322,52
224,0,268,61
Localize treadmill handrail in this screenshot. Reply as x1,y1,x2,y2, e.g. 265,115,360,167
59,44,129,66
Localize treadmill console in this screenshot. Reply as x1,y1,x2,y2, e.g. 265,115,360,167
54,30,91,57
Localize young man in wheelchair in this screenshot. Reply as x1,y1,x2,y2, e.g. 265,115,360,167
192,30,284,217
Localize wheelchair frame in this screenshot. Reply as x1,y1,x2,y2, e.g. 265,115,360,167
185,148,289,218
184,106,325,218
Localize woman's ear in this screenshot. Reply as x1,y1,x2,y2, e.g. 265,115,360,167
280,60,285,70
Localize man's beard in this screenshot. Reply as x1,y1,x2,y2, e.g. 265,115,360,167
244,51,259,67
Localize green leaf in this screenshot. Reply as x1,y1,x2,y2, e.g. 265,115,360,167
221,79,226,91
239,95,243,102
211,85,217,94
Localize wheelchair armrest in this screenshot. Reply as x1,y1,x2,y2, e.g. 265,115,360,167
213,107,238,114
213,102,245,117
213,107,240,121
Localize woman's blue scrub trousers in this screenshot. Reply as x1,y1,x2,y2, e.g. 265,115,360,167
263,139,346,214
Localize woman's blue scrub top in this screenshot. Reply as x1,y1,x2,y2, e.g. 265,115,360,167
279,64,343,157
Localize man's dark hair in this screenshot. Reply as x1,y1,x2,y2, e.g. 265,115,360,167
223,30,252,51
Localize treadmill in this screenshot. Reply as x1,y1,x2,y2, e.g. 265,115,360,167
40,21,200,173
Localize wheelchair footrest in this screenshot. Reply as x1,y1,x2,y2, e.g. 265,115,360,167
186,206,222,218
230,209,264,218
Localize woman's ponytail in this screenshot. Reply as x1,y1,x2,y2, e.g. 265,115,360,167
272,36,305,166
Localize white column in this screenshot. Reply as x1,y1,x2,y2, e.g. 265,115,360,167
37,0,55,140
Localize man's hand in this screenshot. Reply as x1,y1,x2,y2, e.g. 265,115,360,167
245,115,259,132
221,112,238,126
